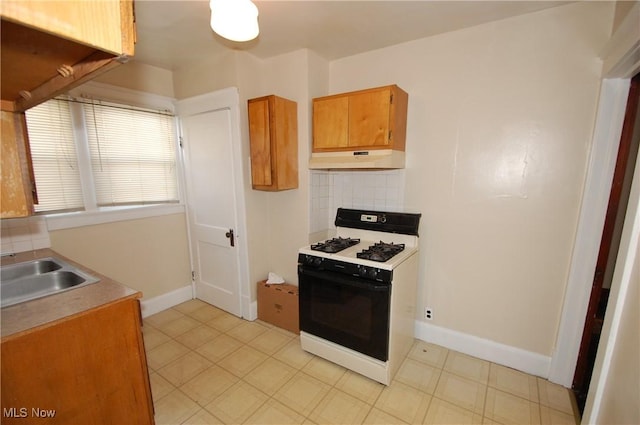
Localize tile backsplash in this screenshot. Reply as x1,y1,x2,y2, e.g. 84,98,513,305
1,216,51,255
310,169,406,234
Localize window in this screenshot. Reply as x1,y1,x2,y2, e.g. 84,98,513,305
25,96,179,213
25,99,84,212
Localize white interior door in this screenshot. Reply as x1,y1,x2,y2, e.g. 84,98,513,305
177,89,246,317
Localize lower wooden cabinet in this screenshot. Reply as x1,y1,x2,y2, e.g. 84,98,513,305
1,297,154,425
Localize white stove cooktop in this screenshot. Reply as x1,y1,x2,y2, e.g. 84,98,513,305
299,227,419,271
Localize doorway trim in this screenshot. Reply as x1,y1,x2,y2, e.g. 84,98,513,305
548,2,640,388
548,78,630,387
584,120,640,425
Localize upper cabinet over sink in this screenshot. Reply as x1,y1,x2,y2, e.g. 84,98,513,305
310,85,408,169
1,0,135,112
0,0,135,219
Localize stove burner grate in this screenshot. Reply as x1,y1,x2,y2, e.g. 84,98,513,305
357,241,405,262
311,237,360,253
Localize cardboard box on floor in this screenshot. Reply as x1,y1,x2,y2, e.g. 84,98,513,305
257,280,299,334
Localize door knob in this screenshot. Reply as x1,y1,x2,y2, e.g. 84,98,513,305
225,229,235,247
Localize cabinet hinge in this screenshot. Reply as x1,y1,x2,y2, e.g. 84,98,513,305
179,136,184,148
390,93,394,104
191,271,195,281
388,130,392,141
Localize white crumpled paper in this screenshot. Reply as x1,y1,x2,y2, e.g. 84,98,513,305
266,272,285,284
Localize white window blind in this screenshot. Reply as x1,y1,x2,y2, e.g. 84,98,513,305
25,96,179,213
82,100,178,206
25,99,84,212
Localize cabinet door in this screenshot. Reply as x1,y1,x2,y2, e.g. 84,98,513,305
248,98,273,187
0,298,154,424
313,96,349,150
272,96,298,190
348,87,392,148
1,111,34,218
248,95,298,191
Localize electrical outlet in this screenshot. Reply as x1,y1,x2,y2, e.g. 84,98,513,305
424,307,433,320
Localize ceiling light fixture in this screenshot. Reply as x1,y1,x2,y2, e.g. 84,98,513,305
209,0,259,42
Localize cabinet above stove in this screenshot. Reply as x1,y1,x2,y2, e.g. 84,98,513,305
310,85,408,169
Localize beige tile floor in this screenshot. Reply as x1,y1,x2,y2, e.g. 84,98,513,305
144,300,580,425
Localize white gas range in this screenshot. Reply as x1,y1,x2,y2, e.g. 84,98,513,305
298,208,421,385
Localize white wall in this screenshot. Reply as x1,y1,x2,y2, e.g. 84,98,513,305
94,61,175,98
327,1,614,357
172,51,239,99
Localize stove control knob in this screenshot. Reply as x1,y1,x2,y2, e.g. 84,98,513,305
313,257,323,267
359,266,378,279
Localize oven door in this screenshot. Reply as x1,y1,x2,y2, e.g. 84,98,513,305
298,265,391,361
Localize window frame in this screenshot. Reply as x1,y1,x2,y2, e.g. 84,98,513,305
40,82,186,231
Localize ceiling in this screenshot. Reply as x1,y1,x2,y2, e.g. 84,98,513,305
133,0,572,71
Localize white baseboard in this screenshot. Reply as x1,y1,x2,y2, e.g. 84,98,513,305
414,320,552,380
140,284,193,318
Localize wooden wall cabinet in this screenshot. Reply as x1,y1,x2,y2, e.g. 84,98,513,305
1,0,135,112
312,85,408,152
1,298,154,425
0,0,135,218
1,111,35,218
248,95,298,191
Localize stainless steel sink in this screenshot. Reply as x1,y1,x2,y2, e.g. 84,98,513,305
1,259,62,281
1,257,100,308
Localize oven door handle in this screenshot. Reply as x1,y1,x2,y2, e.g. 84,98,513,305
299,267,390,291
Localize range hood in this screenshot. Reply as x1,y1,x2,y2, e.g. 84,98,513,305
308,149,405,169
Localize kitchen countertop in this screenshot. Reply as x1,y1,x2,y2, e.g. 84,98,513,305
1,248,141,340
